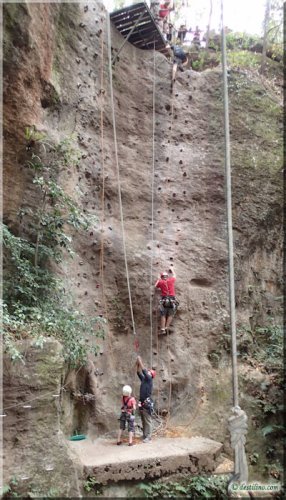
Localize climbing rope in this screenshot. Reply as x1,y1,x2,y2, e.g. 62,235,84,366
220,0,239,409
107,15,137,339
149,40,156,369
221,0,248,482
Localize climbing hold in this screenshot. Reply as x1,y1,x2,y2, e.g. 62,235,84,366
76,58,81,64
179,160,183,165
175,242,179,245
173,193,176,197
183,172,187,177
170,257,173,260
166,157,169,162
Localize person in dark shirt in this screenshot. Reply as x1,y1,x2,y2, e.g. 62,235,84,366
170,45,189,86
136,355,156,443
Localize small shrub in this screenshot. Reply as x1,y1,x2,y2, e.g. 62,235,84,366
139,475,229,499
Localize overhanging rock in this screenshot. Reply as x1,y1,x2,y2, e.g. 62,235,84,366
68,436,223,484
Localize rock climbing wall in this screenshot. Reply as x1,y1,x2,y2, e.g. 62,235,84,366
3,0,283,491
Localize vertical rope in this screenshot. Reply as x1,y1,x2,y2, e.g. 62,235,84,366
150,40,156,369
99,25,109,323
220,0,239,407
107,15,137,337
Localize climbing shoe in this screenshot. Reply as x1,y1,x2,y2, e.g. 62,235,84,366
143,437,152,443
160,329,167,335
166,328,174,334
117,441,122,445
128,443,133,446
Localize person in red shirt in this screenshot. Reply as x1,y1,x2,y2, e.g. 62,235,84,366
117,385,136,446
155,267,178,334
159,0,174,20
157,1,174,31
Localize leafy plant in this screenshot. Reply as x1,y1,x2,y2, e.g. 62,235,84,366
24,125,46,143
3,133,103,366
1,477,19,498
84,477,103,495
139,475,229,499
262,424,285,437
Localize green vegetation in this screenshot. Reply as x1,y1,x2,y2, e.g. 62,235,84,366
83,477,103,495
139,475,229,499
3,132,104,366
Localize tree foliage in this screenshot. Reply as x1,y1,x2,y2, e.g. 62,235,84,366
3,133,104,366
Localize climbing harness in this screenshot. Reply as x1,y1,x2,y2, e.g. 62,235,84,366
107,14,137,339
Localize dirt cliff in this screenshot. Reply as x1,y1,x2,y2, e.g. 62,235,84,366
3,0,283,495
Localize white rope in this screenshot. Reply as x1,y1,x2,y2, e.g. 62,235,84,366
107,15,136,337
221,0,248,483
149,41,156,368
220,0,239,408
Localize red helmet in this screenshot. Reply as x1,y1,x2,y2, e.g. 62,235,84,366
149,369,156,378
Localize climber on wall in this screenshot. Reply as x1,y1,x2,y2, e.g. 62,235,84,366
136,356,156,443
170,44,188,83
155,267,178,334
117,385,136,446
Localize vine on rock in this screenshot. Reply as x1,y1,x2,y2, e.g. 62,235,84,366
3,131,105,366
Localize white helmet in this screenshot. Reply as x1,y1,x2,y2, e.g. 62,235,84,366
122,385,132,396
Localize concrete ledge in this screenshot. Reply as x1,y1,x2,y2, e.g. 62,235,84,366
69,436,223,484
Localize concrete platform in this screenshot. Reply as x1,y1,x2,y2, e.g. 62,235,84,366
68,436,223,484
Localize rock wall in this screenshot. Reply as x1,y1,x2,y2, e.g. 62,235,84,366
3,0,283,492
2,340,82,497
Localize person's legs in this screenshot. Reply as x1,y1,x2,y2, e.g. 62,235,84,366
128,431,133,445
117,428,122,444
127,415,135,445
117,413,126,444
172,62,178,82
160,315,167,329
166,300,177,330
142,409,152,442
140,409,146,439
166,313,173,328
159,302,167,332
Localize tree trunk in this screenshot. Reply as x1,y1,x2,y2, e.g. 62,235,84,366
205,0,213,52
260,0,271,73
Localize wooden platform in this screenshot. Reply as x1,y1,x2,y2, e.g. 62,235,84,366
110,1,170,57
68,436,223,484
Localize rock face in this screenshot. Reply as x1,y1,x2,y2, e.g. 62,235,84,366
3,0,283,494
2,340,82,497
